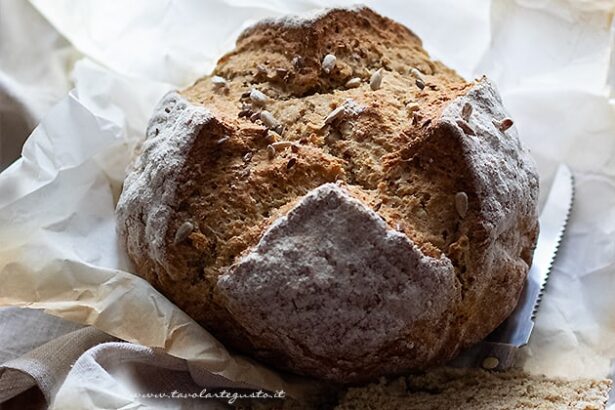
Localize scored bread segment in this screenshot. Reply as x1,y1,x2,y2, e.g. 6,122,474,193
217,183,461,382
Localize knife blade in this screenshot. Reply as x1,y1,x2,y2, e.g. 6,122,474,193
451,163,574,370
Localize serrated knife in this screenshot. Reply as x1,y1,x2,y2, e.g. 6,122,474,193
452,164,574,370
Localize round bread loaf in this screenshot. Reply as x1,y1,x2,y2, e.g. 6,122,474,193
116,6,539,383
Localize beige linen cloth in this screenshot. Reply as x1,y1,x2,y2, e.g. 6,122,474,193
0,309,244,409
0,309,104,408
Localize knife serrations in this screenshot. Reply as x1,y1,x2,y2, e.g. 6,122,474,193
530,167,574,321
452,165,575,370
487,164,575,348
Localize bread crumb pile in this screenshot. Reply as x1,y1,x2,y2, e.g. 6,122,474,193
336,368,612,410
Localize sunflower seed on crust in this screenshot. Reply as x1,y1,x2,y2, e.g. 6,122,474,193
292,55,303,69
286,158,297,169
461,103,473,121
271,141,295,150
493,118,514,131
216,136,230,145
211,76,227,87
324,106,346,125
456,119,476,136
345,77,362,89
174,221,194,244
410,67,425,82
406,102,420,114
322,54,336,74
260,111,278,129
250,89,268,106
266,144,276,159
370,68,384,91
455,192,468,218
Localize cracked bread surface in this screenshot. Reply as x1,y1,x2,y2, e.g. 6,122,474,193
116,6,539,383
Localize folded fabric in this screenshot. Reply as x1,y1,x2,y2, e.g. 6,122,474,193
0,309,114,406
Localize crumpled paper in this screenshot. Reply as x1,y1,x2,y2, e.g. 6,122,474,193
0,0,614,407
0,0,79,169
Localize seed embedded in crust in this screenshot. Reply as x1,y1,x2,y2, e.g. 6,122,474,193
174,221,194,244
266,144,276,159
250,89,268,106
211,76,227,87
406,102,420,114
461,102,473,121
410,67,425,82
345,77,362,89
456,119,476,136
482,356,500,370
271,141,295,151
493,117,514,131
216,136,230,145
292,55,303,69
322,54,336,74
259,110,278,129
410,68,426,90
324,105,346,126
286,158,297,169
455,192,469,218
370,68,384,91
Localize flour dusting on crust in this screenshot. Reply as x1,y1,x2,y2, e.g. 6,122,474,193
440,77,538,237
116,92,212,271
239,5,368,39
218,183,460,381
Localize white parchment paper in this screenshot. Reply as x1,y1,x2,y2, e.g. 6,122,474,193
0,0,614,407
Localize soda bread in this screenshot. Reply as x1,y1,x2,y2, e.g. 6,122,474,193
116,6,539,383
